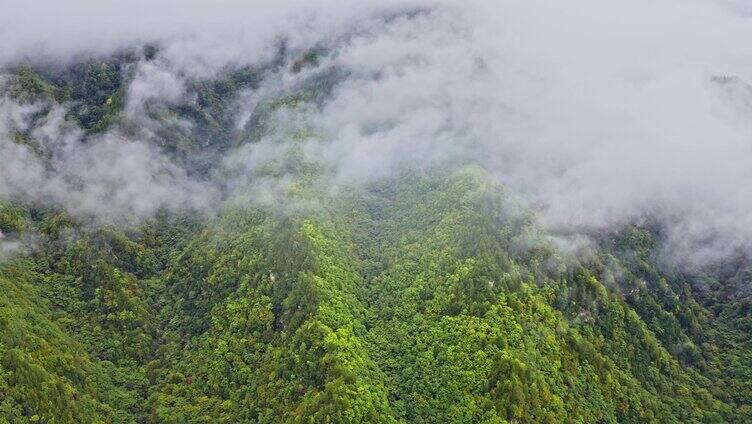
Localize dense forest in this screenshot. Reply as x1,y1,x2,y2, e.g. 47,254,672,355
0,41,751,423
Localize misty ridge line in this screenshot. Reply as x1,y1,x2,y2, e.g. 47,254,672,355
1,0,752,267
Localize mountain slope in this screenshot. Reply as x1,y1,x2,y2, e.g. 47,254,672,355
0,57,751,423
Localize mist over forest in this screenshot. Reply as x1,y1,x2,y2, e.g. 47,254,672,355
0,1,751,423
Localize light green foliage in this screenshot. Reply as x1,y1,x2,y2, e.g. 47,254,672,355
0,56,750,423
2,166,751,423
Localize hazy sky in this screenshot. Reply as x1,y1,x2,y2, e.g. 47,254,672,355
2,0,752,264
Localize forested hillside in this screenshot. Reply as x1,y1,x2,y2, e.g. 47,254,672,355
0,50,750,424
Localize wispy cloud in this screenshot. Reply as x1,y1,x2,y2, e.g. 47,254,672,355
2,0,752,264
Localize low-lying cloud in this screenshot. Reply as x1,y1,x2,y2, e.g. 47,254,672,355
2,0,752,265
0,96,215,223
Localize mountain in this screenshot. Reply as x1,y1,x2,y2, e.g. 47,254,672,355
0,49,750,424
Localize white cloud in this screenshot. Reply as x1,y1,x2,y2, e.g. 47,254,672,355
3,0,752,263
